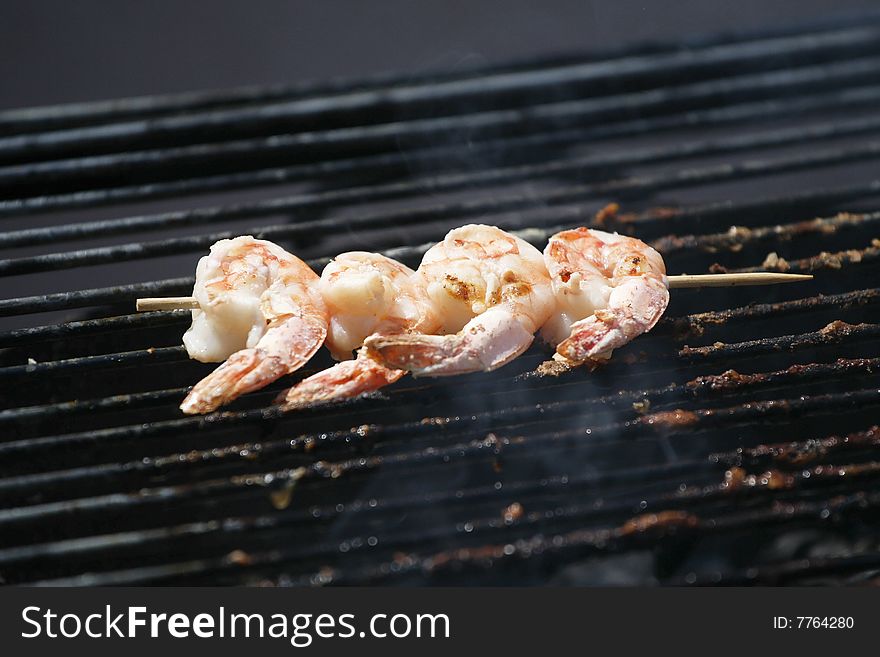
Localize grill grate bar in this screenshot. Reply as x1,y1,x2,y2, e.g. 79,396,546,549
6,114,880,250
3,423,877,575
285,484,880,587
1,293,876,405
0,387,190,427
13,427,880,586
684,551,880,585
3,10,879,136
3,181,878,317
3,277,876,424
0,310,189,348
0,346,185,381
2,362,876,504
0,277,192,317
22,483,880,586
0,49,604,137
6,85,880,219
5,25,880,165
664,288,880,339
679,321,880,362
5,282,876,353
651,211,880,255
733,241,880,274
5,56,880,199
5,142,880,277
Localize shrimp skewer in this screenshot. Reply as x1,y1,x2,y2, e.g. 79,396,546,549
540,227,669,365
180,236,328,414
364,225,555,376
281,252,439,407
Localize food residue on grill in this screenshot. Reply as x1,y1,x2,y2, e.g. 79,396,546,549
619,511,700,536
502,502,524,524
533,358,574,377
224,550,253,566
641,409,700,429
593,202,620,227
761,252,790,271
269,480,297,510
722,467,793,491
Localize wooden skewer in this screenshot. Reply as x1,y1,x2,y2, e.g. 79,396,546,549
135,272,813,312
136,296,200,312
666,272,813,289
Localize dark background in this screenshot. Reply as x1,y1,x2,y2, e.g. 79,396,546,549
2,1,877,110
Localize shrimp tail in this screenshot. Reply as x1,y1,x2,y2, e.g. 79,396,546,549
180,315,326,414
280,348,405,408
556,277,668,363
365,309,535,376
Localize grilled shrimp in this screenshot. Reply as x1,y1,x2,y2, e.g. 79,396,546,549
364,224,554,376
180,236,328,414
282,251,440,406
541,227,668,364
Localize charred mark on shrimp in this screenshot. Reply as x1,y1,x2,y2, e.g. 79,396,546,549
444,274,475,301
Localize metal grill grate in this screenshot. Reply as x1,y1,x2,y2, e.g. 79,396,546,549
1,12,880,586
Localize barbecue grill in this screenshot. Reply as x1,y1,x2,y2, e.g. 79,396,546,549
1,11,879,586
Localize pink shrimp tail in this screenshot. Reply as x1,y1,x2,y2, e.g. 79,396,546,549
364,309,536,376
180,315,326,414
555,313,617,363
280,349,405,408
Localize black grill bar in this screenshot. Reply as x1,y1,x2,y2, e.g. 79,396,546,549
19,484,880,586
0,310,189,349
651,211,880,255
680,321,880,361
0,277,193,317
5,55,880,201
288,482,880,588
4,143,880,277
2,179,878,317
1,387,877,553
681,552,880,585
3,283,875,431
734,241,880,274
2,345,876,478
4,284,878,355
5,24,880,166
6,114,880,250
0,345,185,381
2,309,876,403
665,288,880,338
7,420,879,586
0,387,190,427
0,47,596,137
5,9,880,137
6,84,880,218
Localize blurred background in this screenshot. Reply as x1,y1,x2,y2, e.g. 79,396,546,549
3,1,878,109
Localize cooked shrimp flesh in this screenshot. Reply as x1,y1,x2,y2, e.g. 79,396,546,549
180,236,328,414
281,251,439,406
540,227,668,364
364,224,555,376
